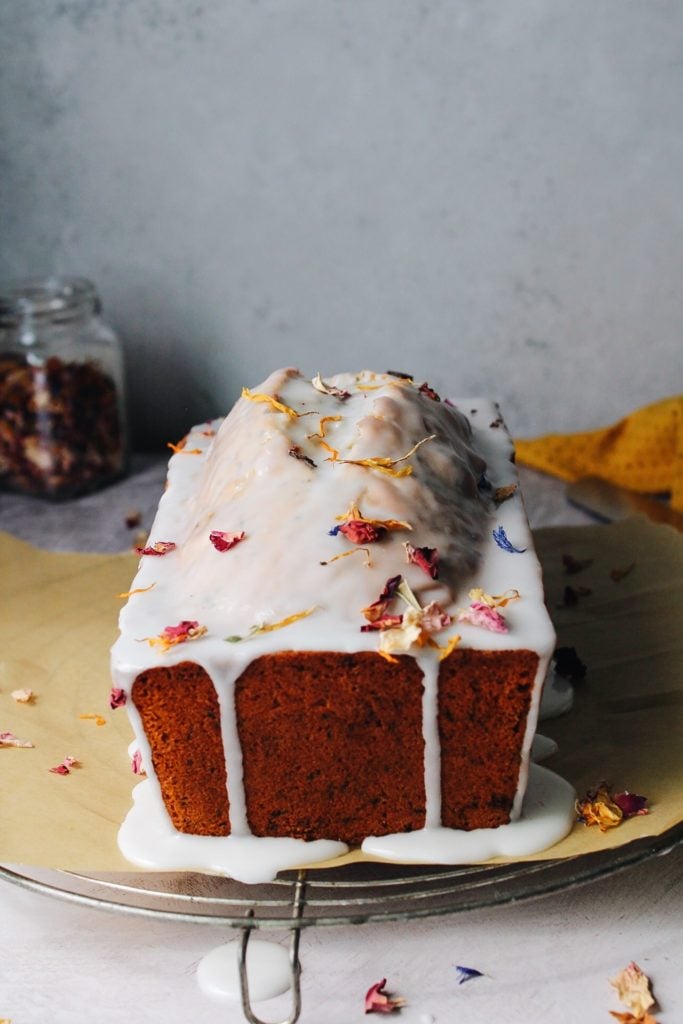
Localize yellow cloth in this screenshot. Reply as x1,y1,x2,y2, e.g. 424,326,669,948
515,396,683,513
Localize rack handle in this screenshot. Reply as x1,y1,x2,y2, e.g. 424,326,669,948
237,872,306,1024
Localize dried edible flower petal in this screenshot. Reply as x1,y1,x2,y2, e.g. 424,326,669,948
362,575,403,622
379,606,425,655
79,713,106,727
469,587,520,608
613,791,649,818
418,381,441,401
492,525,526,553
609,962,656,1018
117,583,156,599
319,439,340,462
340,435,435,477
109,687,127,709
438,634,461,661
134,541,176,557
0,731,34,748
49,756,79,775
559,584,592,608
454,965,484,985
611,562,636,582
457,601,508,633
609,1013,658,1023
289,445,317,469
493,483,518,505
167,441,203,455
562,553,594,574
404,542,439,579
320,547,372,567
225,607,316,643
553,646,587,682
575,783,624,830
307,414,342,439
11,688,34,703
338,520,385,544
332,502,412,536
361,614,404,632
420,602,452,633
241,387,299,418
311,372,350,400
209,530,246,552
386,369,413,380
131,749,145,775
364,978,406,1014
146,620,208,652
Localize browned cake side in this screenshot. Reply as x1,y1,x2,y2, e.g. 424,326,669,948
438,648,539,829
235,651,426,844
131,662,230,836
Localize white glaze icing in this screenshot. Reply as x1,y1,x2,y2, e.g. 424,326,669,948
112,370,566,882
119,764,575,881
530,733,559,761
197,939,291,1002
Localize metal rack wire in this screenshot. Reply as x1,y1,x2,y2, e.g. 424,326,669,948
2,823,681,1024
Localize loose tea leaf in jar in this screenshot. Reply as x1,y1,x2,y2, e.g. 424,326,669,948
0,278,127,498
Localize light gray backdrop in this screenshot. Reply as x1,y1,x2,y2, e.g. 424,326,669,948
1,1,682,448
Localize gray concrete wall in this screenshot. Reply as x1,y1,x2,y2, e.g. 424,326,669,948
1,1,681,447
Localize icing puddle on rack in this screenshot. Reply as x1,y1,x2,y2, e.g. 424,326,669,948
197,938,291,1002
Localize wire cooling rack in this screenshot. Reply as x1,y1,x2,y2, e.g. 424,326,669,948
2,825,681,1024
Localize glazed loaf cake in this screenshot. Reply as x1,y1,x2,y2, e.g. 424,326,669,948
112,369,564,881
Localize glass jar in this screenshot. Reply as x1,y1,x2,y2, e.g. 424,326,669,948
0,277,127,498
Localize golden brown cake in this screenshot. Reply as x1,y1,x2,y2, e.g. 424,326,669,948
112,369,571,882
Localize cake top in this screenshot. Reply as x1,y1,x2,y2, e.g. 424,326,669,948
112,369,555,676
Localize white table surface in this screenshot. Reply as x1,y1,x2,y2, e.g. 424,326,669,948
1,460,681,1024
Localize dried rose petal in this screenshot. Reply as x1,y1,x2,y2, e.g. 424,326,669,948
0,731,34,748
360,614,404,632
420,602,452,634
457,601,508,633
562,553,594,574
364,978,406,1014
609,962,656,1017
339,520,385,544
11,688,34,703
109,687,127,709
146,620,208,652
209,530,246,552
362,575,403,622
49,756,79,775
613,791,649,818
404,542,439,579
131,749,145,775
135,541,176,556
418,381,440,401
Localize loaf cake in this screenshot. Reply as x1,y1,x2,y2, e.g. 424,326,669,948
111,369,574,882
